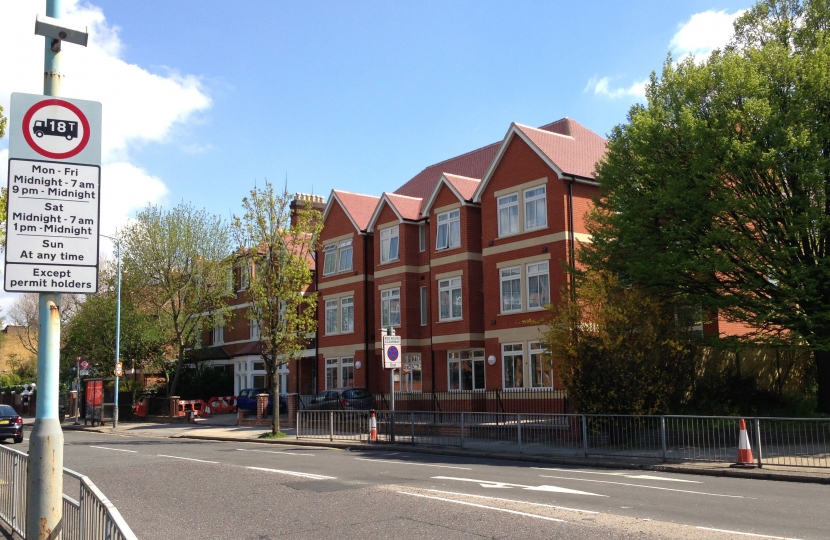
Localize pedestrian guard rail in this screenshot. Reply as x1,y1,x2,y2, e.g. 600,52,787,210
205,396,237,415
0,444,138,539
296,411,830,468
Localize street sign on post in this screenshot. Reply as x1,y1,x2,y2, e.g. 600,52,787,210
114,362,123,377
5,92,102,294
382,334,401,369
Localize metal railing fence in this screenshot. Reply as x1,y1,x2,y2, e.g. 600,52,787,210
0,445,137,539
296,411,830,468
372,389,570,414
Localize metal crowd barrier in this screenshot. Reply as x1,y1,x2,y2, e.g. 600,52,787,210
296,411,830,468
0,445,137,539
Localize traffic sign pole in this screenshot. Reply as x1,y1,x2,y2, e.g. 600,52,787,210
28,1,67,538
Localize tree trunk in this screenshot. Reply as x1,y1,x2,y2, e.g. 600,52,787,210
816,349,830,414
271,346,280,435
169,347,186,396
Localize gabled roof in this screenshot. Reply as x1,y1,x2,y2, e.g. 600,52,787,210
322,189,381,233
366,193,423,232
472,118,606,202
421,173,481,215
394,142,501,211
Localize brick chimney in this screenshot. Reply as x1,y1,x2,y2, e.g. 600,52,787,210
290,193,326,226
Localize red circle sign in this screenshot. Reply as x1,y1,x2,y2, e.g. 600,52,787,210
21,99,91,159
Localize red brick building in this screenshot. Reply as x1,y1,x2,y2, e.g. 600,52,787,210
313,117,606,396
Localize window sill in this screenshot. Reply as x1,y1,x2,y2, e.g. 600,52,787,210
498,310,524,316
377,259,400,267
435,245,462,253
436,318,463,324
495,225,549,241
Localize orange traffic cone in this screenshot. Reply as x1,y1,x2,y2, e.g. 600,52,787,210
369,410,378,442
733,418,755,467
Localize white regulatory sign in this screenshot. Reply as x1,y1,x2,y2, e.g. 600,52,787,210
5,93,102,294
382,335,402,369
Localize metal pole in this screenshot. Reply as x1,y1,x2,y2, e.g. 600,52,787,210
582,414,589,457
113,239,122,428
28,2,65,536
73,356,80,425
661,416,667,463
754,418,763,468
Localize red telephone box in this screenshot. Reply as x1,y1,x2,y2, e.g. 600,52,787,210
85,378,103,425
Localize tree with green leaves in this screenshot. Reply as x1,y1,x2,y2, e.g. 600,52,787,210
233,184,322,435
121,202,233,395
543,271,698,414
583,0,830,412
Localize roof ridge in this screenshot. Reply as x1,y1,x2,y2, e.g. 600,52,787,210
443,172,481,182
385,192,423,201
515,122,574,140
334,189,380,198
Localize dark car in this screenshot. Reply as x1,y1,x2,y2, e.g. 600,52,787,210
0,405,23,444
305,388,377,411
237,388,288,416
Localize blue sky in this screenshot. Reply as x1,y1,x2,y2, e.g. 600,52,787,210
0,0,748,308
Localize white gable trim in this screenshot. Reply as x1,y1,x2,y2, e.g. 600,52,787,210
421,174,479,215
473,124,571,203
323,191,364,233
366,193,405,233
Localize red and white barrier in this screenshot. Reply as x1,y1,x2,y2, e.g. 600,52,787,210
204,396,237,415
369,410,378,442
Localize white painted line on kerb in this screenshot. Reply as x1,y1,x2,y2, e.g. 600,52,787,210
431,476,606,497
157,454,219,464
537,474,748,498
236,448,314,456
696,527,803,540
422,489,599,514
246,467,335,480
89,446,137,453
356,457,471,470
532,467,702,483
398,491,566,522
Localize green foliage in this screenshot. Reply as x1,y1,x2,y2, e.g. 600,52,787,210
121,202,233,395
582,0,830,412
543,271,699,414
0,373,22,388
6,353,37,384
258,431,289,439
233,183,322,434
0,104,6,139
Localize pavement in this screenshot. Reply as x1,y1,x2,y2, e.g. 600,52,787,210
53,413,830,486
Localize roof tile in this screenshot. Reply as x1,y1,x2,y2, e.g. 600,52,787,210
333,190,381,231
515,118,607,179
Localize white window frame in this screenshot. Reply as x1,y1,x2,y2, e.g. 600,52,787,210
340,357,355,388
398,354,423,392
322,244,337,276
249,318,260,341
380,226,400,264
212,324,224,346
325,358,339,390
523,185,547,231
338,239,353,273
529,341,554,389
239,263,251,291
438,277,462,321
435,209,461,250
448,349,486,391
500,266,522,313
498,193,519,237
420,286,428,326
418,223,426,252
526,261,550,310
325,299,339,335
340,296,354,334
325,357,355,389
380,287,401,328
502,342,524,390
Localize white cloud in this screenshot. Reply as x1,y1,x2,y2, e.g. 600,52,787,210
585,8,748,100
585,76,648,99
0,0,209,229
670,9,747,61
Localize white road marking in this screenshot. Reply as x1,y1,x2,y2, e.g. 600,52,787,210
398,491,566,522
431,476,606,497
532,467,702,483
157,454,219,464
355,457,471,470
246,466,335,480
422,489,599,514
537,474,747,498
236,448,314,456
89,446,137,453
696,526,803,540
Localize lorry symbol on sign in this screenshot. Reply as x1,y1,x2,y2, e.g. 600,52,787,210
33,119,78,140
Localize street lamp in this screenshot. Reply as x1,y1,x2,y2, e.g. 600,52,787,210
101,234,122,428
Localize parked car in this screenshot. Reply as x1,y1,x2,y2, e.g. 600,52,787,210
305,388,377,411
0,405,24,444
237,388,288,416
